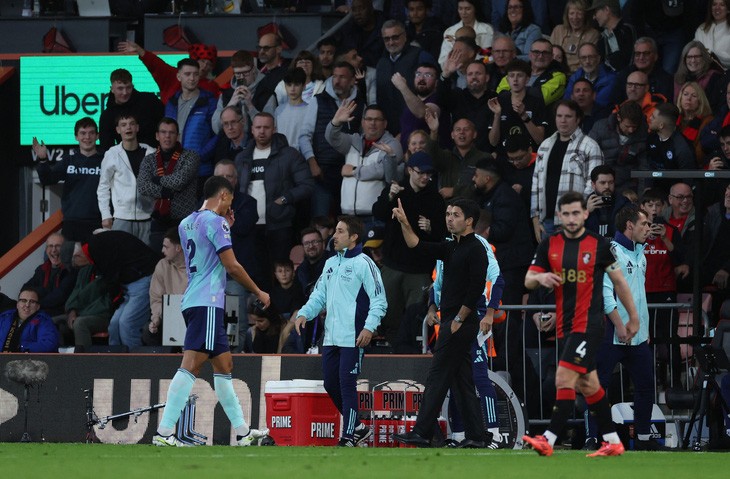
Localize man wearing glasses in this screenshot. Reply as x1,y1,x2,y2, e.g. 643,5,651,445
213,50,277,135
658,182,695,292
609,37,674,106
255,33,291,116
376,19,437,136
564,42,616,107
0,287,59,353
372,151,446,350
327,101,403,228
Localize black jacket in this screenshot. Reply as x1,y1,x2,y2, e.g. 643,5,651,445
234,133,314,231
474,179,535,269
372,178,447,274
585,192,634,240
99,89,164,150
86,231,160,288
609,65,674,106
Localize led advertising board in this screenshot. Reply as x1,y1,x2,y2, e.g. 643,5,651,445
20,54,186,146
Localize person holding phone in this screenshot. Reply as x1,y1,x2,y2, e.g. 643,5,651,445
585,165,633,239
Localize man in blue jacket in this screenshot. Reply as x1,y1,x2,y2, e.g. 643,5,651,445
295,215,387,447
584,205,665,450
165,59,219,196
0,287,59,353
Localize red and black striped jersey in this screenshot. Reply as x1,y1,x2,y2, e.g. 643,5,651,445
528,229,619,338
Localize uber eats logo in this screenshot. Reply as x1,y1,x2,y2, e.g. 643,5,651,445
20,54,185,146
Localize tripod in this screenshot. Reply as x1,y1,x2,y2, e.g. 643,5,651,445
682,347,730,451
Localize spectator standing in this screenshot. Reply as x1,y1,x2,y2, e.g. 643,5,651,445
164,59,219,193
646,103,696,190
676,82,715,167
98,68,164,150
376,20,437,137
327,102,403,225
531,99,604,240
497,38,567,107
317,37,338,79
658,182,695,292
255,33,292,111
96,113,156,244
118,41,220,105
273,51,326,107
236,113,314,285
274,68,310,150
584,165,632,239
371,152,446,348
299,62,364,218
571,79,610,134
34,117,103,242
212,50,276,136
137,118,200,250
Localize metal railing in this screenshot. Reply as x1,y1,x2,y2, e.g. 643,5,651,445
421,302,708,427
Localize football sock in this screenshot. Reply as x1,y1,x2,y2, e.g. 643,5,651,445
214,373,250,437
586,387,620,445
544,430,558,446
488,427,501,441
452,432,465,442
637,434,651,441
158,368,197,435
546,388,576,445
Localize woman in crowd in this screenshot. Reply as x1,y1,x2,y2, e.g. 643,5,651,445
274,50,326,106
500,0,542,61
694,0,730,70
676,81,714,166
439,0,495,68
673,40,723,106
549,0,599,73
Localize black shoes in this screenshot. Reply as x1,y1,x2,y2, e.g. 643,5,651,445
392,430,431,448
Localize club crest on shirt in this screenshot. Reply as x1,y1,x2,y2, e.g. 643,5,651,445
221,221,230,234
582,252,592,264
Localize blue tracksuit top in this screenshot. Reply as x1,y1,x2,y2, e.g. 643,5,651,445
298,243,387,347
603,231,649,345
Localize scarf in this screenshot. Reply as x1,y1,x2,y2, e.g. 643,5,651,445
154,144,182,220
678,115,703,142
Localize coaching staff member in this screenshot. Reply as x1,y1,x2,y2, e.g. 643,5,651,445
391,198,490,448
522,191,639,457
295,215,387,447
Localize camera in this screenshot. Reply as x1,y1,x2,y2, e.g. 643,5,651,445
601,196,614,207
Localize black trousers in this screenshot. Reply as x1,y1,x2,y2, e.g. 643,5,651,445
413,317,487,441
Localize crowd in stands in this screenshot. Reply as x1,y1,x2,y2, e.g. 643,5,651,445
3,1,730,423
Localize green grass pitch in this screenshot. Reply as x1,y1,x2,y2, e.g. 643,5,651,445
1,444,727,479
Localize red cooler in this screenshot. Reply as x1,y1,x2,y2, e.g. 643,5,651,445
264,380,340,446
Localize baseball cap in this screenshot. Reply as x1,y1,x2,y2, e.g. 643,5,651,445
407,151,435,172
585,0,619,12
364,226,384,249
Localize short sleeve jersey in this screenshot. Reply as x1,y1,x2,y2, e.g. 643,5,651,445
528,229,619,338
178,210,233,311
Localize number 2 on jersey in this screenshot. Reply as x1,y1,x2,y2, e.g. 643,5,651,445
186,238,197,273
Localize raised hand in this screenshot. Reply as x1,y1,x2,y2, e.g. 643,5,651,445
332,99,357,126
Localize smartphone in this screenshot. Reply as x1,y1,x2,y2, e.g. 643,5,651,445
601,196,614,207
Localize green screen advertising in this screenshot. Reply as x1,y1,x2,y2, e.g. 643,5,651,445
20,54,187,146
